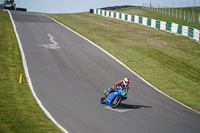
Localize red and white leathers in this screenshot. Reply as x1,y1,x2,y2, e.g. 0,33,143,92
106,78,130,98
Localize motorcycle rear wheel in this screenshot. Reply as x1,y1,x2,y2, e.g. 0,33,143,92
111,95,122,109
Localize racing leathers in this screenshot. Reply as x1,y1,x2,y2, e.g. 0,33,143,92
104,80,129,99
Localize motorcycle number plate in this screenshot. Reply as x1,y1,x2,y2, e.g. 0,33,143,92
121,90,126,96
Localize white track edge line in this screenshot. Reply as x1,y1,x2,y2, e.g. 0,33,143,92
46,15,200,115
8,11,69,133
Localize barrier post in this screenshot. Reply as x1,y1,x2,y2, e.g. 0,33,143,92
19,74,23,83
199,14,200,24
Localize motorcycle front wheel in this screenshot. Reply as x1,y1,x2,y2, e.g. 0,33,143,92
111,95,122,109
100,97,105,104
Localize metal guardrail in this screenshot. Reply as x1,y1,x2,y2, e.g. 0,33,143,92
16,8,27,11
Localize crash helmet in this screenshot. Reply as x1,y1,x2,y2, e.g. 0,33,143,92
123,77,130,86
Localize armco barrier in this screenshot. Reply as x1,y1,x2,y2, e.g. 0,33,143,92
93,8,200,43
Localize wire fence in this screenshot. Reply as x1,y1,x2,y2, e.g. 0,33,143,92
142,6,200,24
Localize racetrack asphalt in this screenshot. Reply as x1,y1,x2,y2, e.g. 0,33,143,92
10,11,200,133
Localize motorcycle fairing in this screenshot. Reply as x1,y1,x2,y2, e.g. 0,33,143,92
104,91,119,105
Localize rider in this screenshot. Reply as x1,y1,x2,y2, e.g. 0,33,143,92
104,77,130,99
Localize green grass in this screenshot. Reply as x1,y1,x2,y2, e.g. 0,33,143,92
47,12,200,112
116,7,200,30
0,10,62,133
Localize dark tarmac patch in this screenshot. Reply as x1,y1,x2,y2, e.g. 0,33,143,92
12,14,55,23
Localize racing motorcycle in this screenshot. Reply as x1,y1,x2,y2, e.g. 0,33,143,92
100,87,127,109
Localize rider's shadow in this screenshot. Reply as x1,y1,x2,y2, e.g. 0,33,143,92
118,103,152,110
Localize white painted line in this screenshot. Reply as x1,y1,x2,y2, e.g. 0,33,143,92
8,11,69,133
48,33,58,44
38,33,60,49
46,15,200,114
105,106,133,113
39,44,60,49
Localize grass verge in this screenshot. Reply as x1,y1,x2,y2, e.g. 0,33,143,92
0,10,62,133
47,12,200,112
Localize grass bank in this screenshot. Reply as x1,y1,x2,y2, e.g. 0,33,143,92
48,12,200,112
116,7,200,30
0,10,62,133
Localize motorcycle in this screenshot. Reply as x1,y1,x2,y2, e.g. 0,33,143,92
100,87,127,109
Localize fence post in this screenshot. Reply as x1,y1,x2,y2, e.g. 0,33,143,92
184,11,186,20
193,13,195,23
180,10,182,19
166,8,168,16
199,14,200,24
188,12,190,21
